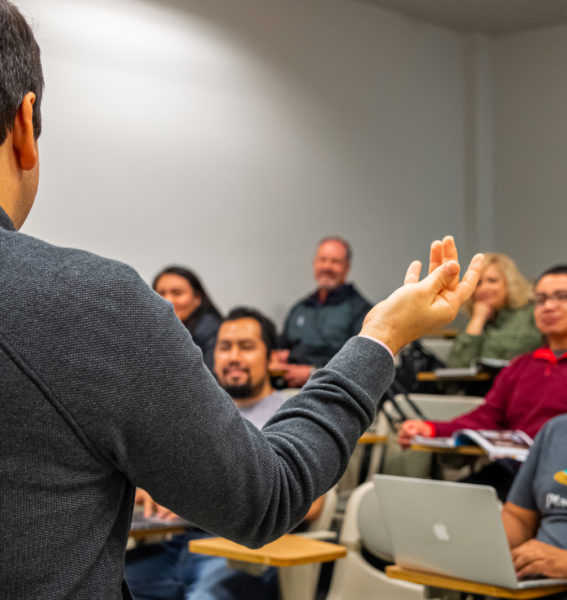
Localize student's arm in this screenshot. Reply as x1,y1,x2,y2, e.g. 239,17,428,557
303,495,325,523
502,502,539,549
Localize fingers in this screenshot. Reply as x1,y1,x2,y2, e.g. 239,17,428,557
398,420,430,447
441,235,458,264
453,253,484,305
428,241,443,275
421,260,461,298
441,236,459,289
156,505,180,520
143,495,156,518
404,260,422,285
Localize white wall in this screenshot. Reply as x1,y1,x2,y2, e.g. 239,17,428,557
16,0,468,324
493,24,567,280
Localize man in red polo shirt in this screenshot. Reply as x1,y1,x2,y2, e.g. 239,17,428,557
398,264,567,499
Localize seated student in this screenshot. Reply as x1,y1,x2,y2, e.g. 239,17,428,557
271,236,372,387
399,264,567,500
503,413,567,579
126,307,324,600
153,266,222,371
447,253,542,368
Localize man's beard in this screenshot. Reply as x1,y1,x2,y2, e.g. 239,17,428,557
222,383,254,399
221,375,266,400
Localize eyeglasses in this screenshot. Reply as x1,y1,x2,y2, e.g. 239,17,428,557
534,291,567,306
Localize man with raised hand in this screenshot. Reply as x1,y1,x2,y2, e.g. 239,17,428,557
0,2,482,598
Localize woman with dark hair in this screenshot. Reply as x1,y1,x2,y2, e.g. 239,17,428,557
153,266,222,371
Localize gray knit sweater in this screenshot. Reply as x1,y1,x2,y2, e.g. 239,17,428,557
0,208,394,599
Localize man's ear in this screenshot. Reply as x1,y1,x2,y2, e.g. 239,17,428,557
12,92,38,171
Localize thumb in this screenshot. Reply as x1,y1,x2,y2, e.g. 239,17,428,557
423,261,460,296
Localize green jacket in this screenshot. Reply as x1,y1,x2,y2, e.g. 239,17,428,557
447,303,543,368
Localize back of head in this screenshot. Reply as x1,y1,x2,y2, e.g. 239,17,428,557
223,307,277,358
0,0,44,144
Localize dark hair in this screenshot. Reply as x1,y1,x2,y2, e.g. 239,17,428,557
223,307,277,357
317,236,352,262
535,264,567,285
0,1,44,145
152,266,222,324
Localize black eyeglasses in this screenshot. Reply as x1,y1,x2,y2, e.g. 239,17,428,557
534,291,567,306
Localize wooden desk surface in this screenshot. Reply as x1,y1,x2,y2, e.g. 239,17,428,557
386,565,567,599
410,443,484,456
358,432,388,445
129,523,188,539
189,534,346,567
417,371,492,382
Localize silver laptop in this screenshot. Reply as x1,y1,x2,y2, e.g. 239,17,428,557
373,474,567,589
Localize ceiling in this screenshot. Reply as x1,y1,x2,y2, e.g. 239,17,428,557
360,0,567,35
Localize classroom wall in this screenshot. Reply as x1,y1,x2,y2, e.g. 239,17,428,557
16,0,468,324
493,24,567,280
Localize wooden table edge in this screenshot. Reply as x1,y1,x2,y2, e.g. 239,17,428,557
417,371,492,381
358,432,388,445
409,443,484,456
129,525,188,539
386,565,567,599
189,534,347,567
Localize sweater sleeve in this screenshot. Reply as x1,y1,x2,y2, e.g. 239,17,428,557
37,264,395,548
431,360,518,437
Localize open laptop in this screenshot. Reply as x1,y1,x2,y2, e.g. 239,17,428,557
373,474,567,589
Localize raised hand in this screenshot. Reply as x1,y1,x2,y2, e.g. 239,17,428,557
360,236,483,355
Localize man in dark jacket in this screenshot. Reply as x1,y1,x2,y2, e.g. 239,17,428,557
273,236,372,387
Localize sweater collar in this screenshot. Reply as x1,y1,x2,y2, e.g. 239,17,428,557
0,206,16,232
533,347,567,364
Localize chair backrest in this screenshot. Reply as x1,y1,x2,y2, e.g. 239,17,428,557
279,388,301,400
338,481,372,549
418,337,453,364
327,482,428,600
392,393,484,422
357,482,394,562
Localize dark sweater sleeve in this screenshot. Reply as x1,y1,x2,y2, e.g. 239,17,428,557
41,264,394,548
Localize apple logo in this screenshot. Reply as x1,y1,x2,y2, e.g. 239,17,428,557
433,522,450,542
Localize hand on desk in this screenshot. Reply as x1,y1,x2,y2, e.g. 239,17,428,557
135,489,180,520
360,236,483,355
270,351,314,388
512,539,567,580
397,420,434,448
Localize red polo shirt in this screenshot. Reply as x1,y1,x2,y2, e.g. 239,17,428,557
431,348,567,439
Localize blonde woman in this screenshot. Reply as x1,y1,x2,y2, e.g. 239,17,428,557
447,253,542,367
